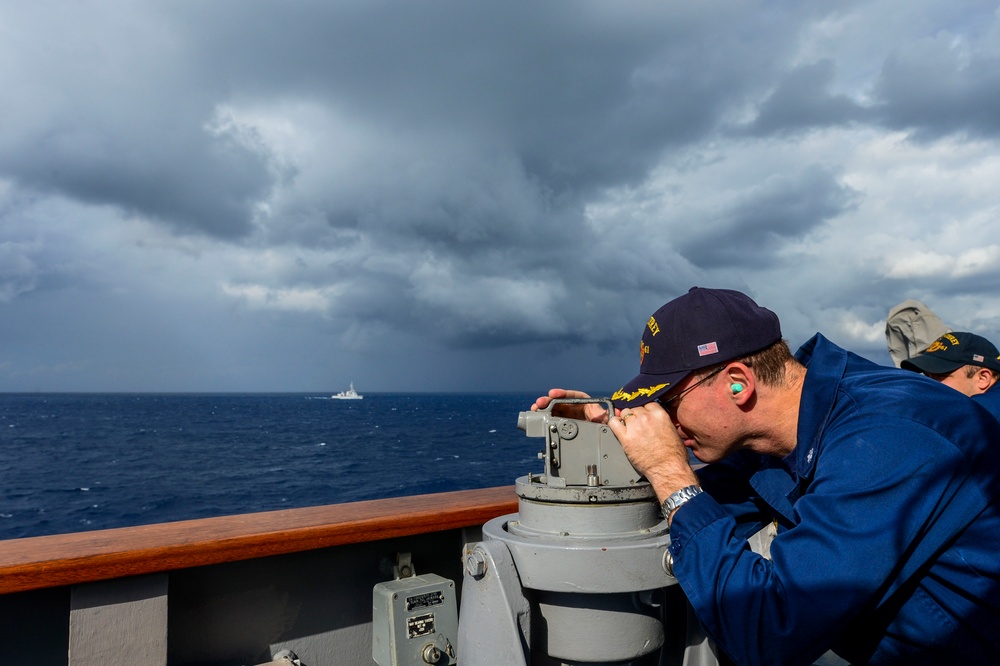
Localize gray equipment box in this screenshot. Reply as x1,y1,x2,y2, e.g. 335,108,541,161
372,573,457,665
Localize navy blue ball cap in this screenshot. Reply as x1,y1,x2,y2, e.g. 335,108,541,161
612,287,782,409
900,331,1000,375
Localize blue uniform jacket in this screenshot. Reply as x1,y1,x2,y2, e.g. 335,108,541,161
668,334,1000,665
973,384,1000,422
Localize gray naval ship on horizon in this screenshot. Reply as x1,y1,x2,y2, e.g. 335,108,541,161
1,399,791,666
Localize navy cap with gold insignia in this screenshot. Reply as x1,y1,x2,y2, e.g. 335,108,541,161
612,287,782,409
901,332,1000,376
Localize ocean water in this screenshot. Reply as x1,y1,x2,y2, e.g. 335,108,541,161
0,392,543,540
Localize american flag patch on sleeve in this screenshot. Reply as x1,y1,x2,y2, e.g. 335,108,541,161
698,342,719,356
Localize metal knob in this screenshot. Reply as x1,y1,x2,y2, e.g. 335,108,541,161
422,644,443,663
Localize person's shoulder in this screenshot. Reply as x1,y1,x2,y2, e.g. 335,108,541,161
974,385,1000,405
828,352,991,434
972,386,1000,419
796,333,882,374
842,365,974,418
800,333,998,449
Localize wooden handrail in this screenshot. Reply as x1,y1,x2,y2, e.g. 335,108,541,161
0,486,517,595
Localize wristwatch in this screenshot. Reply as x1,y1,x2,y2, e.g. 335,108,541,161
662,485,703,522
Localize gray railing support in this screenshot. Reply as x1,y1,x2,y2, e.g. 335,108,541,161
69,574,168,666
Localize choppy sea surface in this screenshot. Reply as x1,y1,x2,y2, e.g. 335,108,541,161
0,392,544,540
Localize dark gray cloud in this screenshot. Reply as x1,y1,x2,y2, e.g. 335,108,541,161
180,1,784,189
5,129,275,238
872,37,1000,139
741,60,870,135
0,2,278,238
675,166,861,268
1,1,818,242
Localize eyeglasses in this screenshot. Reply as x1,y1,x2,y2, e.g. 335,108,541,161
658,366,725,414
923,370,957,381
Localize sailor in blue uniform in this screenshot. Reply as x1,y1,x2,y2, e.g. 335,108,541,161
900,330,1000,422
540,287,1000,665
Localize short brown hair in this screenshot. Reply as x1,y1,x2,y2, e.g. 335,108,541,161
696,339,793,387
732,339,794,386
964,364,1000,382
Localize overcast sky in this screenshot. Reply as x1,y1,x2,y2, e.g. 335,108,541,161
2,1,1000,393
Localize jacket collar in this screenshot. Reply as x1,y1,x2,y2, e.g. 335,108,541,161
793,333,848,480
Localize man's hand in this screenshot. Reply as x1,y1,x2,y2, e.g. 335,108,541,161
531,388,609,423
608,401,699,507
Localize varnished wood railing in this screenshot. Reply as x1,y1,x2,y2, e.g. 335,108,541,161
0,486,517,595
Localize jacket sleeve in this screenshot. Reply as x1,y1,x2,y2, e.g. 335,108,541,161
696,450,779,539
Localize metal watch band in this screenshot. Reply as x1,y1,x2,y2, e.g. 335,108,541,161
662,484,703,518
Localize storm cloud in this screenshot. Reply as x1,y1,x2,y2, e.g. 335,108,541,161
2,0,1000,392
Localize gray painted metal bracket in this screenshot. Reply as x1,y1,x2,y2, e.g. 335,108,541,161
457,539,530,666
69,574,168,666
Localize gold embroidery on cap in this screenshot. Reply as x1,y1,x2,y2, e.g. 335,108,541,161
612,383,669,402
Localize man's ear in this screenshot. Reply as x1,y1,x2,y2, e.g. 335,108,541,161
975,367,996,393
725,364,752,403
